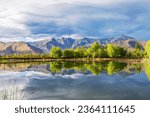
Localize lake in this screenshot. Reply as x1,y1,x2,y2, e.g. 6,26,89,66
0,61,150,100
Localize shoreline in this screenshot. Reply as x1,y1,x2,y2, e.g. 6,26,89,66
0,58,142,64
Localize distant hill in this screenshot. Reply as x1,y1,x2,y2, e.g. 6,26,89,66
30,35,145,53
0,41,43,55
108,35,146,50
29,37,103,53
0,35,147,55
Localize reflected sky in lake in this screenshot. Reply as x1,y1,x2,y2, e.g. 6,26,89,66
0,61,150,100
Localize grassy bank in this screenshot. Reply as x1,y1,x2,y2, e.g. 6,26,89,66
0,57,142,64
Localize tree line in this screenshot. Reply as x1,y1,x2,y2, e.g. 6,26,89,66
49,41,150,59
1,40,149,59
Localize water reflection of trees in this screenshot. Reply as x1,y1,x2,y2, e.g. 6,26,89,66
107,62,127,75
144,63,150,81
49,61,129,75
49,62,63,73
1,61,149,79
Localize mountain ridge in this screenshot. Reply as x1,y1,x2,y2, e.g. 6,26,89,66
0,35,147,55
0,41,43,55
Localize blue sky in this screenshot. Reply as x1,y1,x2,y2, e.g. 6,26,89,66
0,0,150,41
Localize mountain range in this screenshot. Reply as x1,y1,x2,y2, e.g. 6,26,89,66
0,35,147,55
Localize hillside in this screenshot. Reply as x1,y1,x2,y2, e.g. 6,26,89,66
0,41,43,55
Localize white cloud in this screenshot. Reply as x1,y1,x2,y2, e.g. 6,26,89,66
61,34,84,39
60,73,94,79
0,9,30,40
0,0,133,6
0,0,150,41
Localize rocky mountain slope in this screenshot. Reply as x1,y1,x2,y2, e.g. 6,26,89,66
0,41,43,55
29,37,103,53
30,35,145,53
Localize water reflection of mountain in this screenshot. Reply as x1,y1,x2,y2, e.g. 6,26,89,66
0,63,30,71
25,64,51,73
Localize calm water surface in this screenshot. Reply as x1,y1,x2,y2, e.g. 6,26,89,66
0,61,150,100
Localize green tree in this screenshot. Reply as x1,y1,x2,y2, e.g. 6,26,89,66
134,43,144,58
145,40,150,58
85,47,93,58
115,46,127,58
107,44,127,58
91,42,101,58
91,42,101,50
106,44,116,57
128,43,144,58
80,47,87,58
74,47,84,58
63,49,74,58
135,43,143,50
92,48,105,58
49,46,62,58
86,42,106,58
